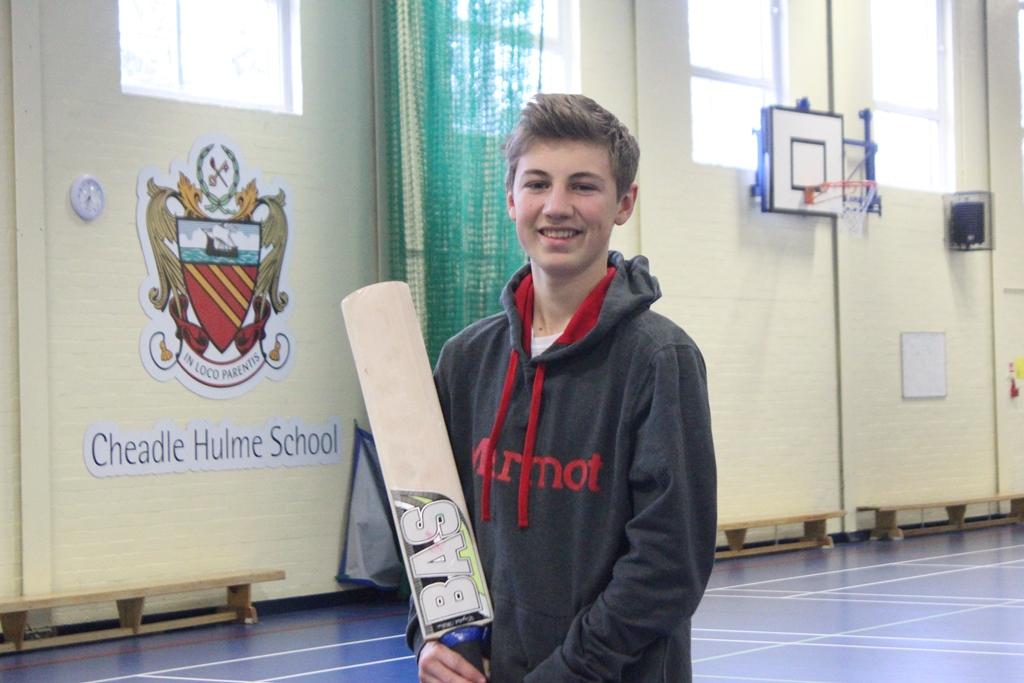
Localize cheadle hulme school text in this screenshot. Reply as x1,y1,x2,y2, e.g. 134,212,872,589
84,418,342,477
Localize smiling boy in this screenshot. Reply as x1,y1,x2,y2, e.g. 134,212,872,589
412,94,717,683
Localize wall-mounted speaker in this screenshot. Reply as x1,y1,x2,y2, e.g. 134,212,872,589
944,191,993,251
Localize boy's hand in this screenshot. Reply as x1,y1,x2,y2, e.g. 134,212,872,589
418,641,488,683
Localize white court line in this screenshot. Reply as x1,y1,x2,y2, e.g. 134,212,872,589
721,586,1024,606
705,592,1024,609
722,586,1013,602
695,627,1024,649
800,589,1014,603
698,636,1024,658
696,674,835,683
262,654,415,680
903,562,1024,569
78,633,405,683
139,676,255,683
708,542,1024,591
783,556,1024,600
693,597,1021,664
715,588,802,594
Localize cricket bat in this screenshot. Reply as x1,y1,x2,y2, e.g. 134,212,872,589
342,281,492,672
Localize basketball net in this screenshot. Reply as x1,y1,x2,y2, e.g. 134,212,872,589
803,180,877,237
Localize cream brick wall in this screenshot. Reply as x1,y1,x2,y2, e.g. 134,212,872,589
580,0,641,258
834,0,999,528
632,0,841,534
617,0,1015,539
0,0,21,598
838,192,996,517
6,0,1024,630
987,0,1024,499
3,0,375,622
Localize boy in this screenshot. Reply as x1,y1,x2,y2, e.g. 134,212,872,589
411,94,717,682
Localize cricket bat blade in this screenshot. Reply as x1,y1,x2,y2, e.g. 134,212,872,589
341,281,492,671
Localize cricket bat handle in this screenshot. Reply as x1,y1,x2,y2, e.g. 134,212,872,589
440,625,489,675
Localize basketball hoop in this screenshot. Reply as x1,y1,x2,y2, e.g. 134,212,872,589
803,180,877,236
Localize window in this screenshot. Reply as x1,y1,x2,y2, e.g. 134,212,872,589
1019,2,1024,192
451,0,579,134
119,0,302,115
688,0,784,169
870,0,951,191
1020,3,1024,127
456,0,579,92
531,0,580,95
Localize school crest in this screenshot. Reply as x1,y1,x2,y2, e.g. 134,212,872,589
136,136,293,398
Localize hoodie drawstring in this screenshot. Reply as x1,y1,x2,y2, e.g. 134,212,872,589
481,353,546,528
481,350,518,522
481,266,618,528
518,363,546,528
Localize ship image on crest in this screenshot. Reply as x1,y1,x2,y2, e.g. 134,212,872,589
136,137,294,399
202,223,240,258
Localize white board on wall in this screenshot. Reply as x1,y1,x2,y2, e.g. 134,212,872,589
901,332,947,399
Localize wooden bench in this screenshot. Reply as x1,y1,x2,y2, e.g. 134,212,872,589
716,510,844,559
0,569,284,653
858,493,1024,541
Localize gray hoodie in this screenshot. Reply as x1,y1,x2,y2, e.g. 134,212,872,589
410,252,717,682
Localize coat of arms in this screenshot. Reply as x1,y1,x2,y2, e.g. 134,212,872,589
137,136,293,398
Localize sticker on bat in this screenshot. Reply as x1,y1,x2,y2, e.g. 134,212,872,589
392,491,492,636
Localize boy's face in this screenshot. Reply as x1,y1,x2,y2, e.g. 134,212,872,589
507,139,636,287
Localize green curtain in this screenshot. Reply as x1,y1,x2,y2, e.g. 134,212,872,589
377,0,540,362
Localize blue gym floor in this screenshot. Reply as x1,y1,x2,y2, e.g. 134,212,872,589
3,525,1023,682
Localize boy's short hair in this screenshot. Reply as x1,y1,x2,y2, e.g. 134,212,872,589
504,93,640,199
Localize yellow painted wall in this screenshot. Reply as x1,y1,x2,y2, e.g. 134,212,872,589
988,0,1024,496
600,0,1020,538
4,0,376,621
632,0,841,528
0,0,21,598
4,0,1024,627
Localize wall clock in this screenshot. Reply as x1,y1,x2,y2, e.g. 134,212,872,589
70,175,105,221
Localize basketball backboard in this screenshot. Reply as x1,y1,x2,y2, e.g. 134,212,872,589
755,105,845,216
